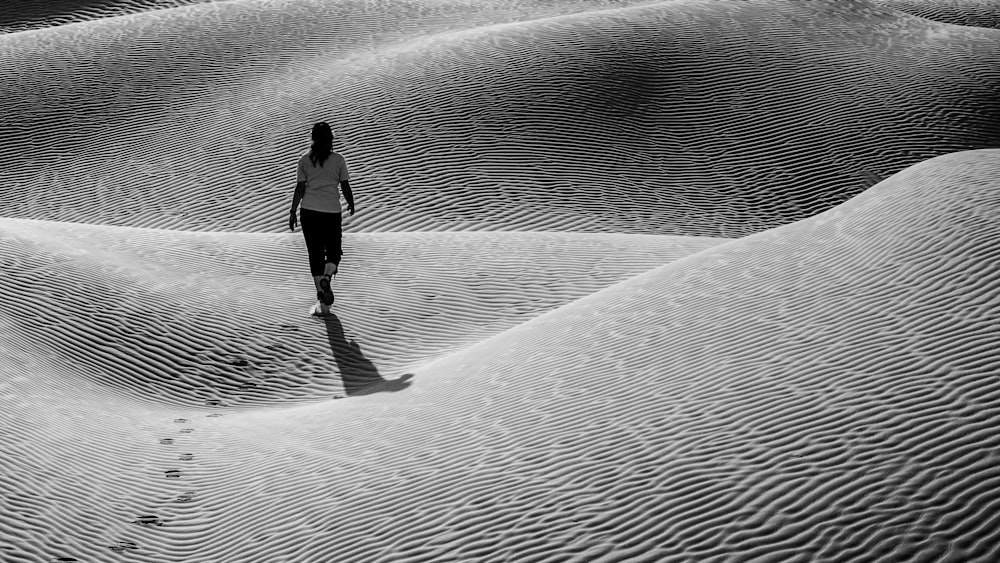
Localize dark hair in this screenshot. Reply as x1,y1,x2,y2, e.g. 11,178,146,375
309,122,333,167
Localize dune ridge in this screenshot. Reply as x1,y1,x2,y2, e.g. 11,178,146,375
1,0,998,236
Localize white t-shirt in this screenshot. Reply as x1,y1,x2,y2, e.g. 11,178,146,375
296,151,350,213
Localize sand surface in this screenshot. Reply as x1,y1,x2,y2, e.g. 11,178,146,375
2,0,1000,562
879,0,1000,28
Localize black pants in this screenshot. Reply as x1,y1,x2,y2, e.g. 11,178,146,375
300,208,342,276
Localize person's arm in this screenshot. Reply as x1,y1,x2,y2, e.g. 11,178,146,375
289,181,306,230
290,181,306,213
341,179,355,215
289,156,307,230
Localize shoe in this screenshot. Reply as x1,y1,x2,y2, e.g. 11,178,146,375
312,300,331,316
318,276,334,306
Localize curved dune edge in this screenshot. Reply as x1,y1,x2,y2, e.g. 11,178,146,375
4,149,999,561
877,0,1000,28
2,0,999,236
0,222,726,408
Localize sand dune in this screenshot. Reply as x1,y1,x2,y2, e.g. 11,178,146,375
1,0,998,235
5,149,998,562
0,220,726,407
3,0,1000,561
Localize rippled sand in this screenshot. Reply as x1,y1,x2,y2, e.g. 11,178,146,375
2,0,999,561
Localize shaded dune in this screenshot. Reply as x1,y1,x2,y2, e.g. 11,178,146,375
877,0,1000,28
0,0,215,34
5,149,997,562
1,0,998,236
335,0,1000,237
0,221,725,408
0,0,615,34
0,0,654,229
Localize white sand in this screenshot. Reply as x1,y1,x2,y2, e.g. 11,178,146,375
2,0,1000,561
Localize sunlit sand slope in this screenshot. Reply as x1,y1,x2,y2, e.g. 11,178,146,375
878,0,1000,28
0,222,724,407
2,0,998,235
5,149,997,562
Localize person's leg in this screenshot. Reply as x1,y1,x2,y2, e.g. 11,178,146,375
307,210,337,306
299,209,326,277
322,212,343,277
300,209,332,306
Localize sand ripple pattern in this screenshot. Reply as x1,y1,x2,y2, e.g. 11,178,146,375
1,0,998,235
3,0,1000,560
878,0,1000,28
0,0,214,34
5,149,997,562
0,223,723,408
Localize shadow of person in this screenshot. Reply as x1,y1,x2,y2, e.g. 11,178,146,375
322,313,414,397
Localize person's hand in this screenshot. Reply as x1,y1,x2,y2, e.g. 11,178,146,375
288,209,297,231
349,205,356,216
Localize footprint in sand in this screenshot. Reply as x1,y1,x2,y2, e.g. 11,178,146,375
159,438,175,445
165,469,182,478
175,491,196,503
179,453,194,461
204,399,223,407
229,358,250,367
107,541,139,552
134,515,164,527
179,428,194,434
207,413,224,418
173,418,188,423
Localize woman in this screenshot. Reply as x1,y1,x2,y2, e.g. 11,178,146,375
289,122,355,315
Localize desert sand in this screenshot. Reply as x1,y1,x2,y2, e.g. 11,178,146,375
1,0,1000,561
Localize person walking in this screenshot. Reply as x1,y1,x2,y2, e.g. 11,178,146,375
288,122,355,315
